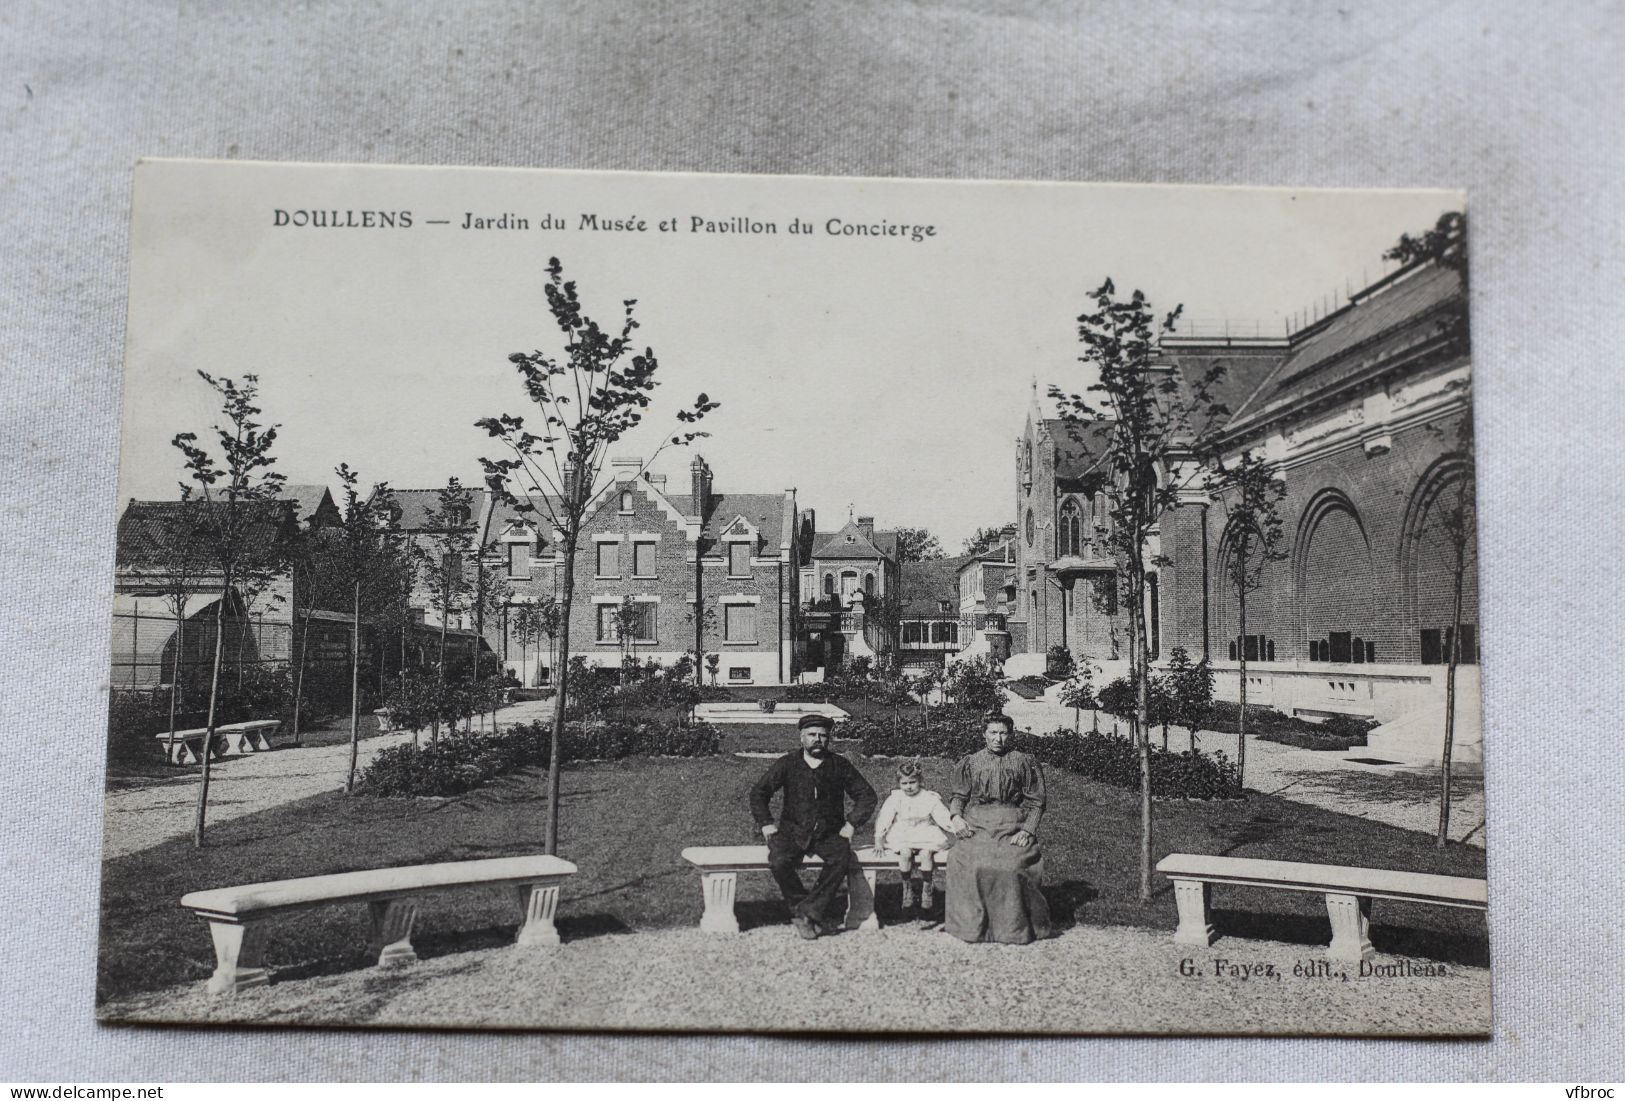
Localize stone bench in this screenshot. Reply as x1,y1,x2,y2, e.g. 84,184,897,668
154,727,223,766
1156,853,1487,963
215,719,282,754
680,845,904,934
180,854,577,995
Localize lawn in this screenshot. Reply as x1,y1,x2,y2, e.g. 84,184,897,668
97,730,1490,1005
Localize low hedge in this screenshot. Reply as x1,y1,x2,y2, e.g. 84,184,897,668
1204,702,1375,749
358,718,721,797
853,707,1241,800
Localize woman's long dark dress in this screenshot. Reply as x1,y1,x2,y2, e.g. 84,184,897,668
945,748,1052,944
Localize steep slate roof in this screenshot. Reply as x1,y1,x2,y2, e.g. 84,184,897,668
811,519,896,561
1202,262,1463,436
116,499,295,568
898,556,972,617
702,492,792,555
387,486,489,532
1040,418,1116,482
281,484,337,526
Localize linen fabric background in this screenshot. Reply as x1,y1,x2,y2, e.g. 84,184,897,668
2,0,1621,1082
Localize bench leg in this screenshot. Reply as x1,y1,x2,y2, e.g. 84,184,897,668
516,881,562,947
1172,879,1217,947
844,866,880,932
204,919,270,996
698,871,740,934
1325,892,1374,963
368,899,420,967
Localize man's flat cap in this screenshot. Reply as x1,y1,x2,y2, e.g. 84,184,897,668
797,713,834,732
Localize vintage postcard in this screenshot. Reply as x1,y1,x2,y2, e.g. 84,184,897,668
99,159,1488,1035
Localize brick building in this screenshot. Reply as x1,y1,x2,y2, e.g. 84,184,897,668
489,455,799,686
1158,258,1477,737
1005,254,1478,752
1007,413,1134,675
795,512,900,672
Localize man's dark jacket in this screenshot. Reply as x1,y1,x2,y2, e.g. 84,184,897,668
749,751,878,849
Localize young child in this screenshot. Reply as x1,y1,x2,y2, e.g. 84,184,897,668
873,759,963,914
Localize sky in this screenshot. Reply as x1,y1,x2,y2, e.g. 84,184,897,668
119,161,1460,550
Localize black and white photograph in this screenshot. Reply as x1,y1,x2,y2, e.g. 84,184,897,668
95,158,1488,1036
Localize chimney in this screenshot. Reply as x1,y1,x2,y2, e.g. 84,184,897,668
611,456,642,484
644,471,667,493
857,515,875,540
690,455,712,518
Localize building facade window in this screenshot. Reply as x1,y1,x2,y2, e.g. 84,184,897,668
632,541,656,577
728,542,751,577
823,572,835,596
902,621,923,644
723,603,755,643
596,542,618,578
596,605,618,642
506,542,530,579
864,572,875,596
1420,626,1476,665
619,490,634,513
1059,499,1083,557
1025,508,1035,546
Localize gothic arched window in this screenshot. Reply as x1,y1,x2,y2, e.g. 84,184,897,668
1025,508,1035,546
1059,498,1083,557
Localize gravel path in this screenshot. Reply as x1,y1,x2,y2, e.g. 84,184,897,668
100,702,558,860
100,921,1490,1036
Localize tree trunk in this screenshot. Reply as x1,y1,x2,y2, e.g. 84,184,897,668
193,581,228,848
166,611,185,756
346,579,363,793
544,545,577,856
1437,549,1466,847
434,585,449,743
1237,585,1249,786
291,604,313,746
1130,565,1153,904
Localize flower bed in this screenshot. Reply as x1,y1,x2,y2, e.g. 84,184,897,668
1204,702,1374,750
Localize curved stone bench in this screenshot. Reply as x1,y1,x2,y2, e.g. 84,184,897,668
181,855,577,995
1156,853,1487,963
680,845,901,934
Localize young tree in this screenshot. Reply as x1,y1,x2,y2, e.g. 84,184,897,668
1058,664,1098,734
1203,448,1288,785
471,570,515,732
411,479,476,741
171,372,288,848
893,526,944,563
477,257,718,856
332,465,400,792
1165,645,1214,752
1388,211,1475,848
1051,279,1227,902
151,493,210,758
684,601,719,688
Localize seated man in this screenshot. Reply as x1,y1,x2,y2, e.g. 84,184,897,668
748,713,878,940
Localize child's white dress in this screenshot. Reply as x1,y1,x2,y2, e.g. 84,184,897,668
874,788,956,854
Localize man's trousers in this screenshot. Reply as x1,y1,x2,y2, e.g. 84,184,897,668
767,832,852,924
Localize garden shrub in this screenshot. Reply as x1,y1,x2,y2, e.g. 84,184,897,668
358,718,721,797
853,706,1242,800
1046,644,1075,679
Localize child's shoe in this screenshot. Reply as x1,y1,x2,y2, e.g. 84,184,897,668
900,878,920,915
920,877,935,911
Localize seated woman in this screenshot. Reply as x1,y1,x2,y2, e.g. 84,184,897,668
944,712,1052,944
